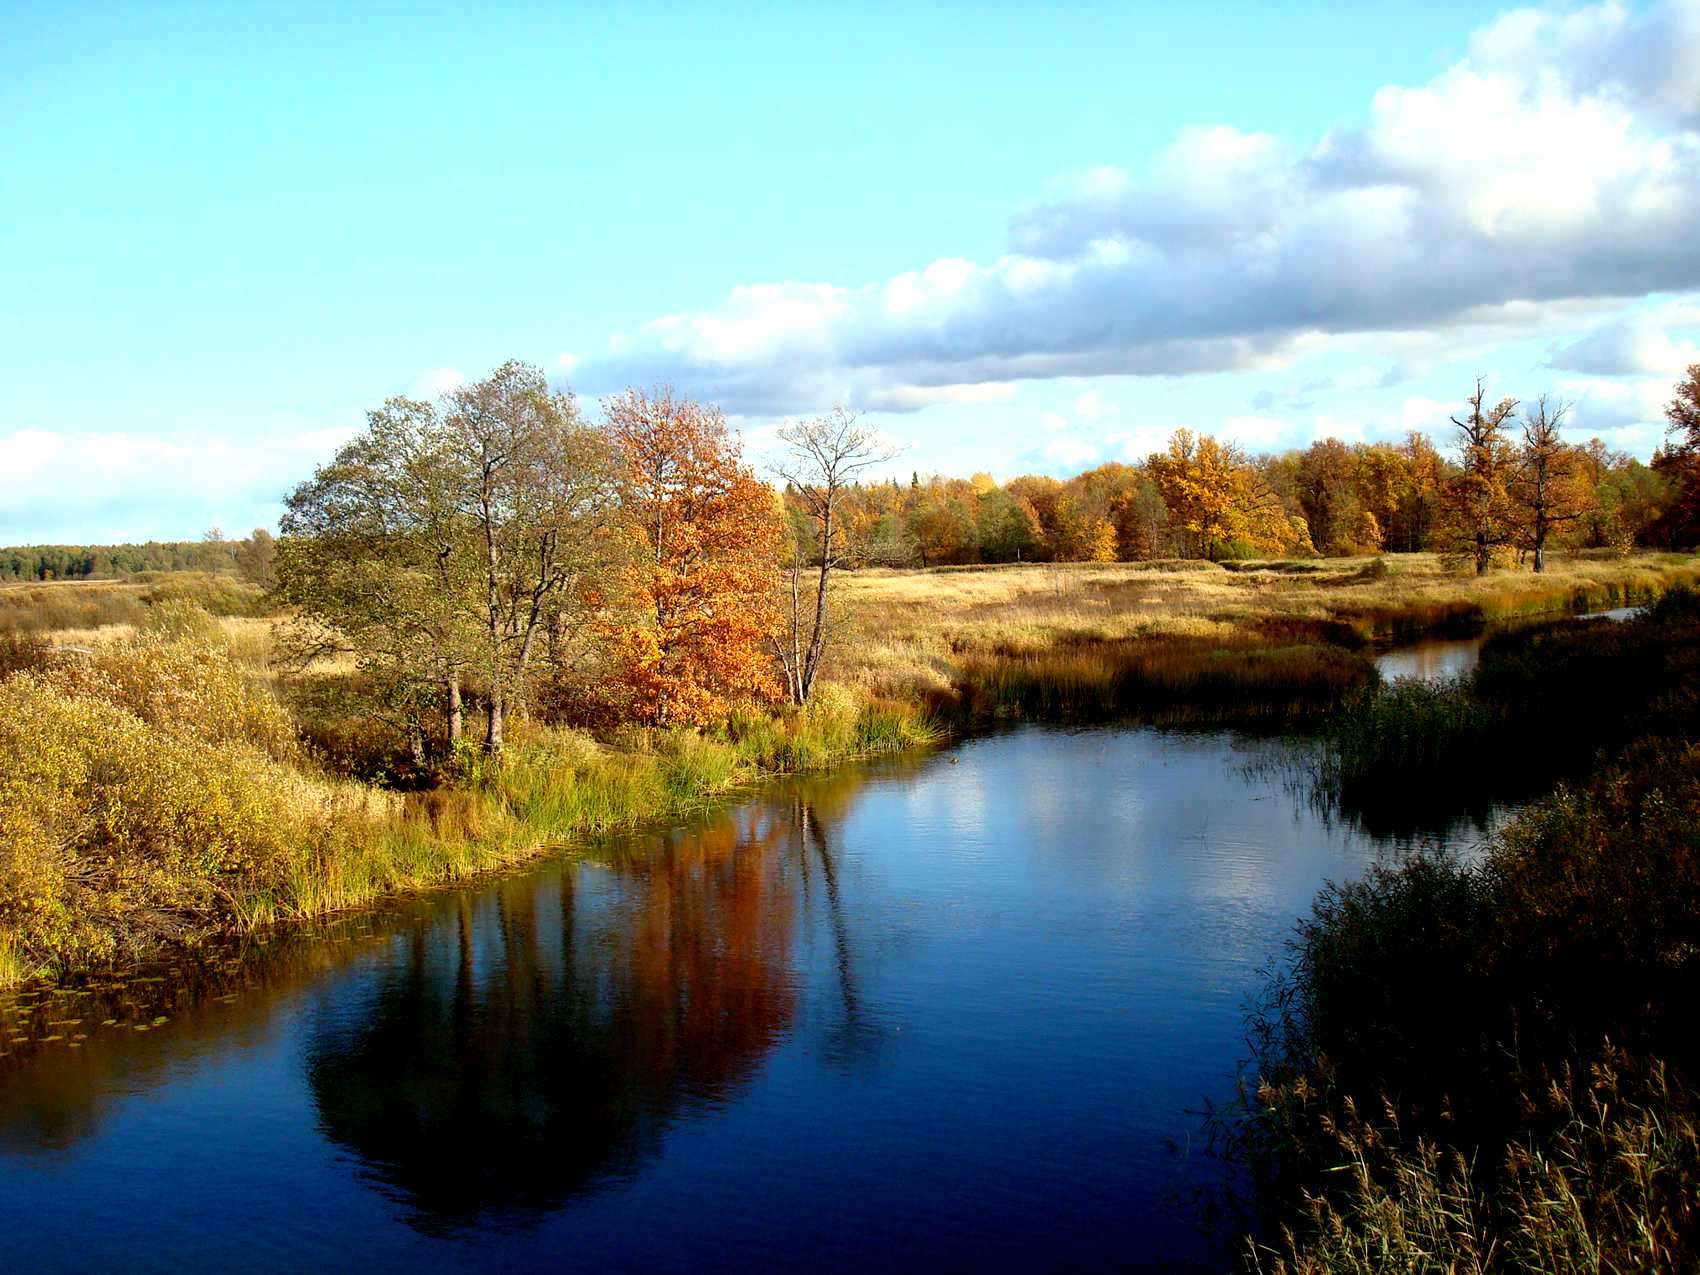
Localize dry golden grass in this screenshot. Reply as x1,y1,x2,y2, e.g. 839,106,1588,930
827,552,1700,702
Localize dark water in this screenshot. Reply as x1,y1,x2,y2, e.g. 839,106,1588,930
0,727,1448,1272
1374,603,1645,684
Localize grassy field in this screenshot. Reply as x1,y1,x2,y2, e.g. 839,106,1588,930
832,551,1700,719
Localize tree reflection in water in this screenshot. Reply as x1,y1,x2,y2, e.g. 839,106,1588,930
306,766,886,1235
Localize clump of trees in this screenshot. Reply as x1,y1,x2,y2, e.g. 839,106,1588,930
277,365,851,759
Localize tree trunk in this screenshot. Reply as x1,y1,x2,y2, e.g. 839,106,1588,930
485,688,504,753
447,671,463,745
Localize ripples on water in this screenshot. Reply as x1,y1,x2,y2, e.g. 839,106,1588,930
0,727,1471,1272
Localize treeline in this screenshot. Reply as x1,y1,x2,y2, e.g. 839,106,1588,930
816,375,1694,569
0,532,276,586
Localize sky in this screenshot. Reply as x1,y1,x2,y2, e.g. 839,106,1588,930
4,0,1699,543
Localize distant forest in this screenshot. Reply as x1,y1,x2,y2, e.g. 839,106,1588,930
0,532,275,585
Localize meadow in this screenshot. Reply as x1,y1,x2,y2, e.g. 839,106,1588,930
832,550,1700,720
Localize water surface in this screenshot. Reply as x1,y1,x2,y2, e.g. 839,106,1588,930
0,727,1456,1272
1375,603,1645,684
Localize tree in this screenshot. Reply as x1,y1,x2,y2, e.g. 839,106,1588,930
770,407,896,706
1653,364,1700,546
279,363,613,756
1393,432,1445,552
1293,438,1361,555
443,363,615,751
235,528,277,590
975,488,1042,562
1509,396,1590,572
605,388,784,727
1444,380,1519,574
1147,429,1307,561
279,395,477,761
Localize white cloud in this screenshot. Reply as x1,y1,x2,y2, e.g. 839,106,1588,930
1043,437,1101,467
0,427,355,542
862,382,1016,411
1040,410,1070,432
1549,313,1700,375
574,1,1700,416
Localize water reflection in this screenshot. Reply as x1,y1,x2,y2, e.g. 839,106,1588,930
0,734,1433,1271
304,821,789,1231
303,767,893,1234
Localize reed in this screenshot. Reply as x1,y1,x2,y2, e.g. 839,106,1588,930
1314,587,1700,831
1231,734,1700,1269
955,636,1375,724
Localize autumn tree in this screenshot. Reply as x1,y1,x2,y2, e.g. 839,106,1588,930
1444,379,1519,574
770,407,896,706
1147,429,1308,561
1509,396,1591,572
1653,364,1700,545
1293,438,1361,555
605,388,783,726
1392,432,1445,552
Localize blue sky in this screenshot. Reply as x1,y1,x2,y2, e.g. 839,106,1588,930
4,0,1699,542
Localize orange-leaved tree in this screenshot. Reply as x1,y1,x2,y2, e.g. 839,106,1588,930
1146,429,1310,561
604,388,784,726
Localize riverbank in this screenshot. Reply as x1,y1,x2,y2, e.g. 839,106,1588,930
0,637,935,989
4,550,1698,989
1230,594,1700,1270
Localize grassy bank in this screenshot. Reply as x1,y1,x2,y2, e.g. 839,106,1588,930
0,632,934,988
5,550,1698,986
834,552,1700,722
1228,600,1700,1269
1316,588,1700,831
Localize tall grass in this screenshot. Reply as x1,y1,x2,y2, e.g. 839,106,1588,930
955,635,1375,724
1249,1055,1700,1274
0,627,936,986
0,572,267,637
1315,588,1700,830
1230,733,1700,1268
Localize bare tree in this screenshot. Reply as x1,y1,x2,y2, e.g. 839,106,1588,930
1510,395,1590,573
770,408,897,705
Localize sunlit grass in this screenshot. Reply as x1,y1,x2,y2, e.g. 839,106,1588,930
829,551,1700,718
0,625,936,988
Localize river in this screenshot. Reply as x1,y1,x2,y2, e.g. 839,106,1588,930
1374,603,1645,684
0,726,1483,1272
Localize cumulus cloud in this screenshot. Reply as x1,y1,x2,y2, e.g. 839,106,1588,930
573,0,1700,415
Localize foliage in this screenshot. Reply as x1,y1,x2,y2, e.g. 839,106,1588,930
1147,429,1311,561
604,387,784,726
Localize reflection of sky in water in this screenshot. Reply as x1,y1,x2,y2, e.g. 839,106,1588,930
1,726,1453,1273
